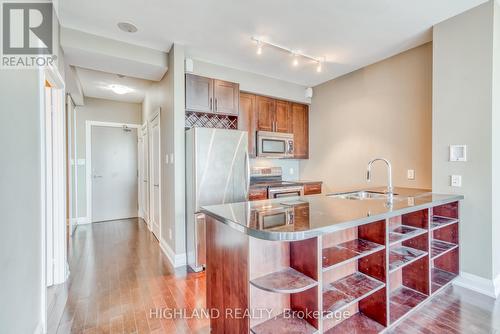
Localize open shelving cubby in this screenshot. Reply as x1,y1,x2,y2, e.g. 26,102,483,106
430,202,459,293
322,220,388,333
249,237,320,334
388,209,430,325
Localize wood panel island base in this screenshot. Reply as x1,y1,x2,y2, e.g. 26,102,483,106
201,189,462,334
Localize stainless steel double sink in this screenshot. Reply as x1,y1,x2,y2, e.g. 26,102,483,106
328,190,400,200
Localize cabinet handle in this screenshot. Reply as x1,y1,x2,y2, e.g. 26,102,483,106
209,98,213,111
215,98,218,111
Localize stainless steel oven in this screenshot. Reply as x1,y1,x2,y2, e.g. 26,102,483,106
257,131,294,158
268,185,304,198
255,205,295,230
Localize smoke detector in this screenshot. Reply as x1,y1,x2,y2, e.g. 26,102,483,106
117,22,138,33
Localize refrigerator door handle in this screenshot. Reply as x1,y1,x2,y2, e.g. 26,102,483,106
245,151,250,200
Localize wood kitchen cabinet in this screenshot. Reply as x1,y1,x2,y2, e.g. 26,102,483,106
255,96,291,133
185,74,213,113
256,96,275,132
275,100,292,133
238,92,257,157
213,79,239,115
239,93,309,159
303,182,322,195
291,103,309,159
186,74,239,115
248,188,268,201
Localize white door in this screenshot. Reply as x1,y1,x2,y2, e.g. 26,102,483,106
138,124,149,224
91,126,138,222
149,115,161,239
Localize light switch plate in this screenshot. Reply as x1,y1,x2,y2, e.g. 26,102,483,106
407,169,415,180
451,175,462,187
289,168,294,175
450,145,467,162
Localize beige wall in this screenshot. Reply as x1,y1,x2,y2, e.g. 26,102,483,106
75,97,142,218
300,43,432,192
142,44,186,256
433,1,499,288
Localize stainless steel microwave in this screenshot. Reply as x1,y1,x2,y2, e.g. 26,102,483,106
257,131,294,158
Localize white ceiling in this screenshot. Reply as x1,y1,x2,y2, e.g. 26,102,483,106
60,0,487,86
75,67,151,103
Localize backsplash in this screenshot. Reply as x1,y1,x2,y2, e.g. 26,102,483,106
250,158,300,181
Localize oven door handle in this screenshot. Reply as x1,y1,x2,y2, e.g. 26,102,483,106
268,186,304,198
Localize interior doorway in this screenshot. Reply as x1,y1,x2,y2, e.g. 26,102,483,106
41,66,68,334
85,121,140,223
149,112,161,240
138,123,149,225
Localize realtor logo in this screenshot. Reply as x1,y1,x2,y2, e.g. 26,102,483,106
1,2,55,68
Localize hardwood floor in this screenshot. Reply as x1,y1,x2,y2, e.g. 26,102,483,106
50,218,209,334
50,218,500,334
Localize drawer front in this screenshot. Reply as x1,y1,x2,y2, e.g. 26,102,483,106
249,188,268,201
303,183,322,195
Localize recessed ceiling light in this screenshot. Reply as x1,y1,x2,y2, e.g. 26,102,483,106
110,84,133,95
117,22,138,33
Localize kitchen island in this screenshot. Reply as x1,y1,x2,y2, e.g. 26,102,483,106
201,188,463,333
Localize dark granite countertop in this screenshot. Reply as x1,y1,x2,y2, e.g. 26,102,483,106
201,187,463,241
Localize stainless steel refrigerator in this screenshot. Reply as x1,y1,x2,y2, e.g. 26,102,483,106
185,127,249,272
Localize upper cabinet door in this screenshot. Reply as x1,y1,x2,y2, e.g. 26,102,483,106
186,74,213,113
256,96,275,132
238,93,257,157
214,80,240,115
275,100,292,133
292,103,309,159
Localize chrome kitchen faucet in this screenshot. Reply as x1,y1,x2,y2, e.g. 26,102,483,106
367,158,394,201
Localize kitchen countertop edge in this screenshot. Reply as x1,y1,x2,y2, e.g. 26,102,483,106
201,193,464,242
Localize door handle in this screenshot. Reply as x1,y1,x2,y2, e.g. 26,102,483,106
93,175,103,179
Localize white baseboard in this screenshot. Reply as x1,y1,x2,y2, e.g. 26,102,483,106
72,217,90,225
453,271,500,299
160,238,187,268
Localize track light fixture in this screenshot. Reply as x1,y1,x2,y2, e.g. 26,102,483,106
252,36,325,73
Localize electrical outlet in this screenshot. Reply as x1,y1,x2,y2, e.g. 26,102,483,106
451,175,462,187
407,169,415,180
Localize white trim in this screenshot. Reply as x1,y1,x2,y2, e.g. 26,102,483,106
453,271,500,299
38,67,47,334
71,217,90,225
160,238,187,268
495,274,500,298
85,121,141,223
148,111,161,239
39,64,67,334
